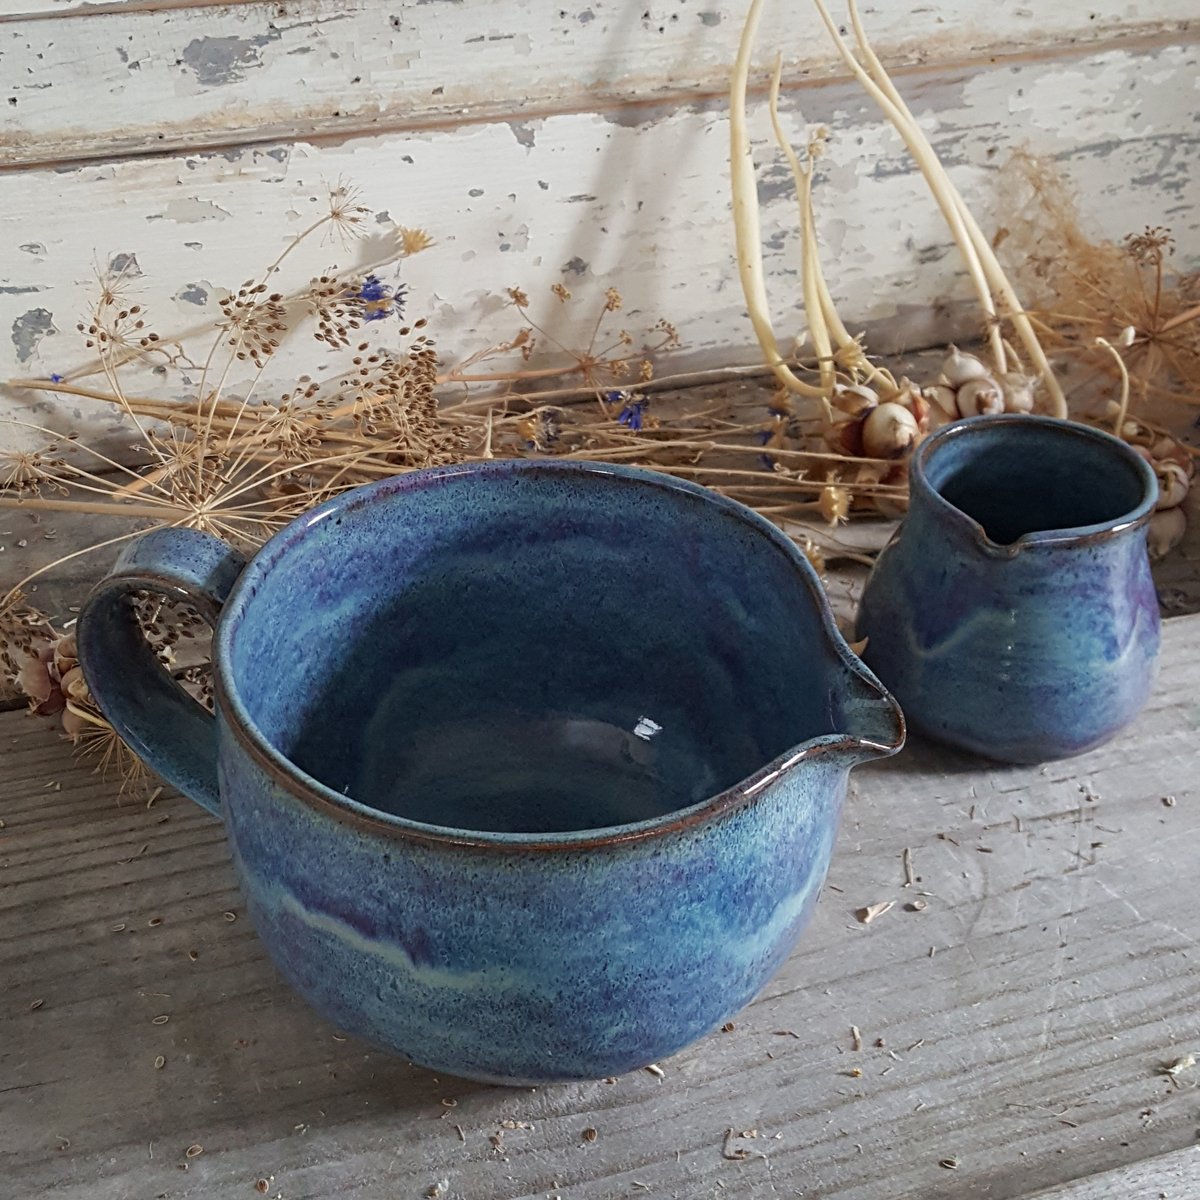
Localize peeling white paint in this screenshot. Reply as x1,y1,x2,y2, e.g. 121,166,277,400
10,308,57,365
1,0,1196,166
157,197,233,223
0,8,1196,454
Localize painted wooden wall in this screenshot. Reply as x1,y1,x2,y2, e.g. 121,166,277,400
0,0,1196,450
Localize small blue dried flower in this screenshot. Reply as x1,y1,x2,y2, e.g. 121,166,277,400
354,275,407,322
756,427,776,470
613,391,649,432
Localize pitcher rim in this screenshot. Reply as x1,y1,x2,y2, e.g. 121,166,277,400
911,414,1158,557
213,459,904,853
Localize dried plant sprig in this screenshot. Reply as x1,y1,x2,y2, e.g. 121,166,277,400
730,0,829,400
811,0,1066,417
999,157,1200,414
766,56,834,409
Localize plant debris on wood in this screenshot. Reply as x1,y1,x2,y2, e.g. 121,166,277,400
856,900,895,924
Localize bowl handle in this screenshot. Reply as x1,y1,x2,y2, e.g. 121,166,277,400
77,528,247,817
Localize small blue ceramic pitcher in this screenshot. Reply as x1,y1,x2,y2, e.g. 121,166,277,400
78,460,903,1084
858,415,1159,763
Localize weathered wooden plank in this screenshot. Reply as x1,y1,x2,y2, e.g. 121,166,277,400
4,0,264,16
1021,1146,1200,1199
1,0,1193,159
3,40,1197,452
2,611,1198,1199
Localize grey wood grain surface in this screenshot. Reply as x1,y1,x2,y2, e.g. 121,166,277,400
2,615,1198,1199
1024,1145,1200,1199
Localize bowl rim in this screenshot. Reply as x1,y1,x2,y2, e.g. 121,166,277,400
214,459,903,852
911,414,1158,557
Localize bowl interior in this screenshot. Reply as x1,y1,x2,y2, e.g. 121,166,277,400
922,419,1152,546
224,465,845,834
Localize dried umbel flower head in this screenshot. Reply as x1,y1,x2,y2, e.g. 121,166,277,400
218,283,288,367
396,226,435,256
1,446,71,497
307,274,363,349
818,484,850,525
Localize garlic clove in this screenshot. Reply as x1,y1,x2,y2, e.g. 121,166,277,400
862,402,919,459
955,377,1005,418
887,379,932,426
940,345,992,386
1148,506,1187,560
53,633,78,678
906,391,932,430
1000,371,1037,414
1155,460,1191,510
61,702,95,741
922,384,959,418
1150,436,1195,477
16,653,55,706
60,665,90,702
831,382,878,417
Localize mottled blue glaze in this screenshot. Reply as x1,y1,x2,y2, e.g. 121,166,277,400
77,528,247,814
857,415,1160,764
80,460,903,1083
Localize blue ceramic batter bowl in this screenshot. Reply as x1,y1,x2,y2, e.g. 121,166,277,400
79,460,903,1083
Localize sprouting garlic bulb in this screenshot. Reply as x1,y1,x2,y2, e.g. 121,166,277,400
831,382,878,418
890,379,931,428
939,346,992,387
1148,507,1187,561
1000,371,1037,414
862,402,919,459
1155,460,1191,510
955,377,1005,417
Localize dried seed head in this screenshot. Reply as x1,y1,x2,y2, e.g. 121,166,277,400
818,485,851,526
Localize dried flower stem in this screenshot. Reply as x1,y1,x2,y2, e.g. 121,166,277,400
809,0,1005,371
829,0,1067,416
730,0,828,399
1094,336,1132,433
0,496,169,520
766,56,837,414
1159,303,1200,336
